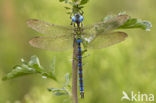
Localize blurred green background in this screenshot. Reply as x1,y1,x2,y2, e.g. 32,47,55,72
0,0,155,103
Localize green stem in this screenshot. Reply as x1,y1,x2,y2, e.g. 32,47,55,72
72,35,78,103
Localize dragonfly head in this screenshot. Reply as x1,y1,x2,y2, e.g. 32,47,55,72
72,14,84,23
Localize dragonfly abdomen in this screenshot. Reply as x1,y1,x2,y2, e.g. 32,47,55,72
76,39,84,98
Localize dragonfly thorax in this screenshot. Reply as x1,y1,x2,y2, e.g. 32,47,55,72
72,14,83,23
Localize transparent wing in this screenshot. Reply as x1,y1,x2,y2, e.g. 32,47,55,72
29,35,73,51
27,19,74,36
83,15,129,38
86,32,128,49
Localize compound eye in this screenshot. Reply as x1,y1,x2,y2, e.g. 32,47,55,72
79,16,84,22
72,16,76,23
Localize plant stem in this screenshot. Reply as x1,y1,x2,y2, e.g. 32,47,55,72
72,35,78,103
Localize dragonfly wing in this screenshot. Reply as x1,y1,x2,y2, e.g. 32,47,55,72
27,19,73,36
83,15,129,37
29,35,73,51
86,32,128,49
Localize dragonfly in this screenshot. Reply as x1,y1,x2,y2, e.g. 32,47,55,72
27,13,129,98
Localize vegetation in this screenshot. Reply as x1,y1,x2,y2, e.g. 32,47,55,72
0,0,155,103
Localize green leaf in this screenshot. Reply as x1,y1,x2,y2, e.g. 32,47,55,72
48,88,68,96
119,18,152,31
103,12,152,31
63,73,72,96
2,55,56,81
80,0,89,5
41,72,56,80
28,56,43,72
2,65,36,80
66,12,71,14
64,7,71,9
48,73,71,96
63,73,71,88
78,6,84,9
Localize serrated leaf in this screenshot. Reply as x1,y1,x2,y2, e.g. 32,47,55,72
119,18,152,31
2,55,56,81
80,0,89,5
2,65,37,80
103,13,152,31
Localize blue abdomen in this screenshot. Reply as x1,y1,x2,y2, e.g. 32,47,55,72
77,38,84,98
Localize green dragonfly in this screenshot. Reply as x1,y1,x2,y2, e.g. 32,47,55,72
27,14,129,98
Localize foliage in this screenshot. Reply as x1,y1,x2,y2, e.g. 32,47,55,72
119,18,152,31
2,56,56,81
48,73,72,96
80,0,89,5
48,88,68,96
2,55,71,96
59,0,89,15
102,13,152,31
1,0,153,103
59,0,89,5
